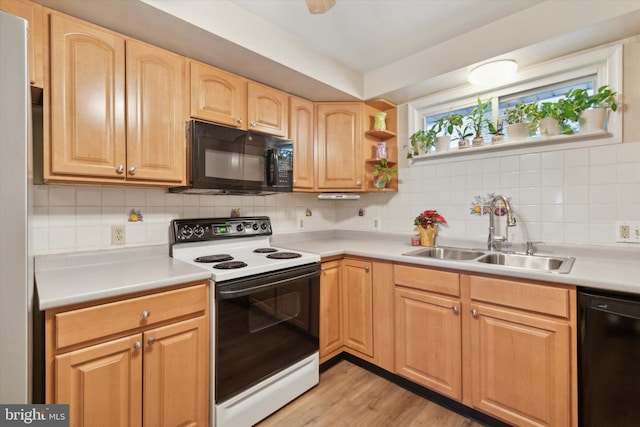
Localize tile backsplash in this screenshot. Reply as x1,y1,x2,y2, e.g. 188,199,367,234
32,141,640,255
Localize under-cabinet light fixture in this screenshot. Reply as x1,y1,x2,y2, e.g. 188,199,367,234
468,59,518,86
317,193,360,200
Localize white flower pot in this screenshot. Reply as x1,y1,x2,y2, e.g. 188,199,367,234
579,108,607,132
435,136,450,153
506,123,528,142
539,117,560,136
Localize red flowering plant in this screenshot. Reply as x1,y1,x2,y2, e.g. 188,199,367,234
414,210,447,229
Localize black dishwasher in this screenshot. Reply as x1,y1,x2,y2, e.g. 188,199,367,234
578,289,640,427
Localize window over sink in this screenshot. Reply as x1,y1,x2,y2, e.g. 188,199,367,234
407,43,623,163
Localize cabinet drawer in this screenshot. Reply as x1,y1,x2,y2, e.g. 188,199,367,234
54,284,207,350
394,264,459,297
468,275,570,318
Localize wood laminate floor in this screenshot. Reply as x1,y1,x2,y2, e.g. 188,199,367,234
255,360,484,427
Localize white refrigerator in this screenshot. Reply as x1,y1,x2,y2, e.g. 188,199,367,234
0,10,32,403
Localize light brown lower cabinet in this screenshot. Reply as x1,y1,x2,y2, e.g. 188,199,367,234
393,264,577,427
46,282,210,427
319,257,394,372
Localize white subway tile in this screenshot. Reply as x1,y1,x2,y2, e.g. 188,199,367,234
49,186,76,206
76,188,101,206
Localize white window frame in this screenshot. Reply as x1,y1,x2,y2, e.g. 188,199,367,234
406,42,623,163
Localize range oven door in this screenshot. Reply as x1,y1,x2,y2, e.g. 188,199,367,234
189,120,293,194
215,263,320,403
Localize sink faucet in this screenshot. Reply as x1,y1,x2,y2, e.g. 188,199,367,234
487,195,517,251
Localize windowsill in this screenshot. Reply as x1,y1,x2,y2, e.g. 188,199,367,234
409,130,616,162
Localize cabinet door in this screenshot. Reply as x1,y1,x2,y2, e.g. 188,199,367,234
468,303,571,427
55,334,143,427
395,287,462,400
319,260,343,361
190,60,246,129
316,103,363,190
341,258,373,357
289,96,315,191
126,39,186,184
247,81,288,137
0,0,43,86
48,13,126,180
143,316,209,427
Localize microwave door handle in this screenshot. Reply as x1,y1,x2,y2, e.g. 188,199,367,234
266,149,277,186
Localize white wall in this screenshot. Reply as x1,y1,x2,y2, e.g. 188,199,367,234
31,139,640,255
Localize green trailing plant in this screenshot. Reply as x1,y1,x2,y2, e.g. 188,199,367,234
373,157,398,184
468,97,492,139
446,113,473,143
503,102,537,125
563,85,618,114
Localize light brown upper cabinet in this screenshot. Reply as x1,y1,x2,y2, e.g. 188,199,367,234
0,0,44,87
46,12,186,186
190,60,247,129
289,96,315,191
247,81,288,137
316,103,364,191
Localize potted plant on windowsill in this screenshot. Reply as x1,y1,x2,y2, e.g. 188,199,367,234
488,118,504,143
447,113,473,149
563,85,618,133
503,102,536,142
373,157,398,189
468,97,492,147
407,129,435,158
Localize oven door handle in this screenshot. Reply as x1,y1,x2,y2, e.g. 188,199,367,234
217,270,319,300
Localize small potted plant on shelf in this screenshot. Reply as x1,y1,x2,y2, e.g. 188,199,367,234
563,85,618,133
407,129,435,158
488,118,504,143
373,157,398,190
447,113,473,149
468,97,492,147
503,102,536,141
414,209,447,247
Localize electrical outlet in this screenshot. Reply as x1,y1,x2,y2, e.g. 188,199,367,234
373,218,380,230
111,225,126,245
615,221,640,243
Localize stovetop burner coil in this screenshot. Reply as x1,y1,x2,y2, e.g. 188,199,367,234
266,252,302,260
253,248,278,253
194,254,233,263
213,261,248,269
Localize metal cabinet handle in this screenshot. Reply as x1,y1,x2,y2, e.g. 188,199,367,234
133,341,142,350
147,337,156,345
237,118,243,124
128,166,137,175
364,266,370,273
471,309,478,318
452,306,459,315
141,310,151,319
356,181,362,186
250,121,256,127
116,165,125,174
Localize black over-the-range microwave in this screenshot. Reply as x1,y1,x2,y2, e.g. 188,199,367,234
169,120,294,195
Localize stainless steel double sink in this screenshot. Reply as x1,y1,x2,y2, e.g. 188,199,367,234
402,246,575,274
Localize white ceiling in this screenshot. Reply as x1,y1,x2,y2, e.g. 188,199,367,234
34,0,640,104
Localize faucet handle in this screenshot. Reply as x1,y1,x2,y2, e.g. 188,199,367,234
526,240,543,255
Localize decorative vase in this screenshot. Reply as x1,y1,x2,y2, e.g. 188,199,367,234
375,142,387,159
579,108,607,133
418,225,437,247
539,117,561,136
373,112,387,131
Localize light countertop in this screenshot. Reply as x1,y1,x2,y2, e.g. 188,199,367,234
36,231,640,311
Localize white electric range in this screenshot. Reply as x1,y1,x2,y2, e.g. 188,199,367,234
170,217,321,427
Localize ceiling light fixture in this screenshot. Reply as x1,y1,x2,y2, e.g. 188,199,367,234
468,59,518,86
305,0,336,14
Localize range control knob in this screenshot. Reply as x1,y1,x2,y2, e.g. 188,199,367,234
261,222,267,230
236,224,244,232
193,225,205,238
252,223,259,231
179,226,193,239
